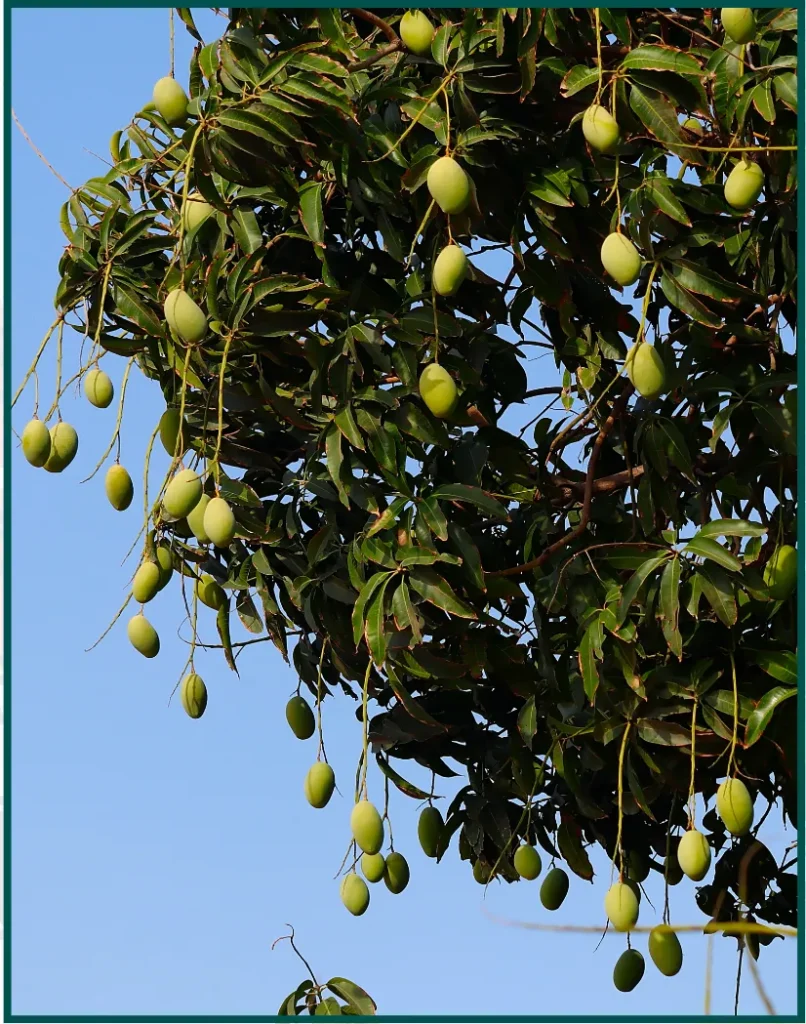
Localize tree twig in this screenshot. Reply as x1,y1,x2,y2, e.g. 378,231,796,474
12,108,72,190
348,8,403,72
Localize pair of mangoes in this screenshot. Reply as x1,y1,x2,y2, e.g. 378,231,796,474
21,420,79,472
361,850,410,894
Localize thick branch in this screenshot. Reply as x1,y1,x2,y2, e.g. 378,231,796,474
549,464,645,503
491,386,633,577
347,9,403,72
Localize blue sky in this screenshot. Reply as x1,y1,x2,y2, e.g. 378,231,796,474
10,7,798,1018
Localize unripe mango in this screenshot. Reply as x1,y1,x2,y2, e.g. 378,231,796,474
84,368,114,408
399,10,434,55
433,245,468,297
716,778,754,836
419,363,458,419
721,8,756,44
417,806,443,858
613,949,645,992
605,881,639,932
472,860,491,885
43,422,78,473
427,156,471,215
181,672,208,719
127,613,160,658
182,192,214,232
196,574,226,610
601,232,641,286
582,104,620,154
626,342,666,400
164,289,208,345
724,159,764,211
186,493,211,543
384,852,410,894
132,561,162,604
159,408,187,457
626,850,649,883
304,762,336,808
163,468,202,519
351,800,384,854
625,878,642,905
340,873,370,916
361,852,386,883
286,695,315,740
20,419,51,467
664,851,684,886
540,867,569,910
763,544,796,600
155,543,173,590
683,117,702,133
153,76,189,126
105,464,134,511
514,844,542,880
204,496,236,548
648,924,683,977
677,829,711,881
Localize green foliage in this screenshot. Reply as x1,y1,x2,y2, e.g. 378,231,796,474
21,5,798,968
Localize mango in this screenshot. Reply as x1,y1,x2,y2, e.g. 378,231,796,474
433,245,468,296
186,493,211,543
181,672,208,719
419,363,458,419
20,419,51,467
105,464,134,511
164,289,208,345
361,852,386,884
664,851,684,886
384,852,410,894
625,878,642,905
513,844,542,880
582,104,620,154
182,191,214,232
626,850,649,883
716,778,754,836
399,10,434,55
763,544,796,601
196,574,226,610
613,949,645,992
540,867,569,910
203,496,236,548
351,800,384,854
84,368,114,408
127,613,160,658
153,76,189,126
304,762,336,808
155,542,174,589
626,342,666,400
286,695,315,740
163,468,202,519
340,873,370,916
417,806,443,858
472,860,491,885
159,408,187,457
724,159,764,211
601,232,641,286
132,561,162,604
43,422,78,473
427,156,471,215
683,117,702,133
648,925,683,977
722,8,756,44
605,881,639,932
677,829,711,881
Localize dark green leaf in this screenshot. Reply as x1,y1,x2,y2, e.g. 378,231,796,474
745,687,797,747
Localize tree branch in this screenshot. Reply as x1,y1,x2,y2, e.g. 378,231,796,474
348,9,403,72
491,386,633,577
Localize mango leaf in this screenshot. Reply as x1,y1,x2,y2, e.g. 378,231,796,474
236,591,263,634
697,519,767,539
698,563,738,627
352,571,394,646
746,649,797,686
409,567,477,619
365,575,393,665
517,695,537,746
745,687,797,747
660,270,723,327
622,45,704,76
448,522,485,591
560,65,599,97
636,719,691,747
325,978,376,1016
375,751,433,801
644,177,691,226
334,404,365,450
418,496,448,540
629,82,701,163
429,484,509,519
684,535,742,572
299,180,325,247
615,551,672,627
557,815,594,880
667,259,759,303
385,664,442,730
577,617,602,702
659,556,682,658
216,599,238,674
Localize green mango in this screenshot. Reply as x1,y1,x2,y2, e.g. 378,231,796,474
21,419,51,467
582,104,620,153
155,543,174,590
361,852,386,884
716,778,754,836
677,829,711,881
105,464,134,511
605,882,639,932
203,496,236,548
84,368,114,408
350,800,384,854
383,852,410,894
399,10,434,54
724,159,764,211
159,408,187,457
540,867,569,910
164,289,208,345
181,672,208,719
286,695,315,740
601,232,642,286
432,245,468,296
721,7,756,44
613,949,645,992
648,925,683,977
196,575,226,610
163,468,202,519
417,806,443,858
513,844,542,880
153,76,188,125
127,614,160,658
132,561,162,604
626,342,667,399
340,873,370,916
472,860,491,885
182,191,214,232
43,422,78,473
626,850,649,883
763,544,796,601
427,156,471,214
304,762,335,808
186,493,211,543
419,363,458,419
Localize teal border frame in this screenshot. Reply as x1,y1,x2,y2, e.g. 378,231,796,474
3,3,803,1021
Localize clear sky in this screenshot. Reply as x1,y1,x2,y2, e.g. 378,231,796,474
9,7,798,1018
